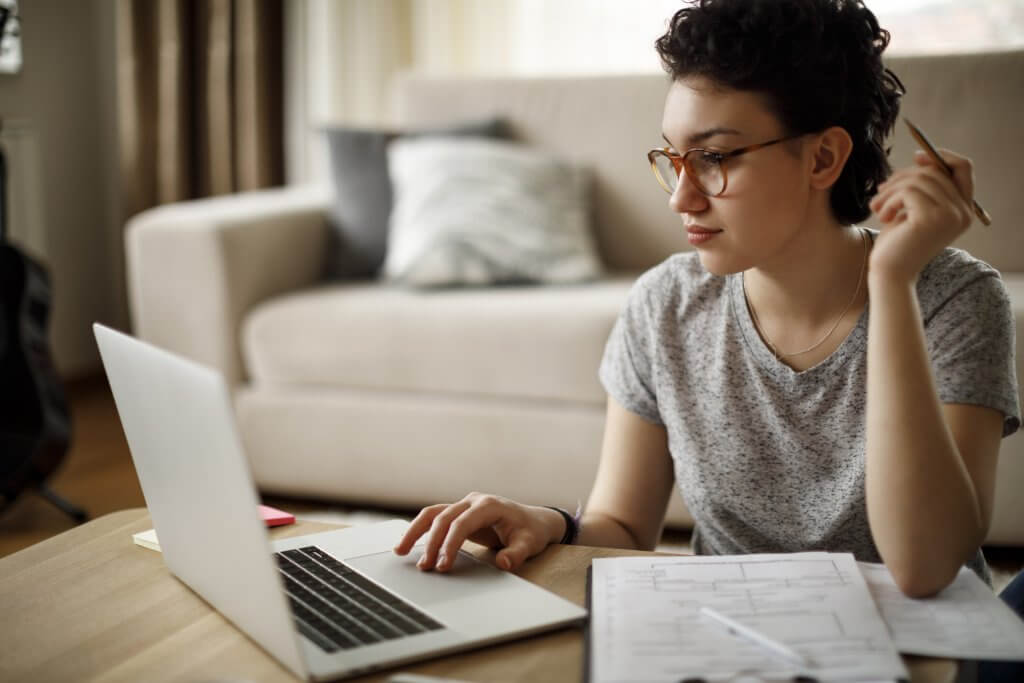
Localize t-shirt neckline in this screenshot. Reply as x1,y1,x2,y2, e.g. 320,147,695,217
729,269,870,379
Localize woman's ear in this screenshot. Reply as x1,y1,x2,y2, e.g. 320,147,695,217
809,126,853,190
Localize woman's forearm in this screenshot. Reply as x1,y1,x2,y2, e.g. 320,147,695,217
576,512,655,551
865,272,985,597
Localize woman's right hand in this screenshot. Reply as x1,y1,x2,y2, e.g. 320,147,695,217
392,492,567,573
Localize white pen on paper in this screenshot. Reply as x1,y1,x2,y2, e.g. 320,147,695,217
700,606,817,669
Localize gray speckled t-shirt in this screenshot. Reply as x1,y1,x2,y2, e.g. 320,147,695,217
599,243,1020,583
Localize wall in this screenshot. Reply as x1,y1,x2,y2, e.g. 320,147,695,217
0,0,124,379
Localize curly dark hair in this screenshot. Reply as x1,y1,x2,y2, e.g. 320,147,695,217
655,0,905,225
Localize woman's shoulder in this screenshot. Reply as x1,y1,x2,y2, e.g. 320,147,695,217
916,245,1010,318
629,251,725,307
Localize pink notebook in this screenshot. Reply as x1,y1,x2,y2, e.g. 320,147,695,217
259,504,295,527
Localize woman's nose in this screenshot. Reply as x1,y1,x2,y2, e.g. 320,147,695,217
668,172,710,214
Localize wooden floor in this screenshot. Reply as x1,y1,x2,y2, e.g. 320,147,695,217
0,376,146,557
3,377,1022,591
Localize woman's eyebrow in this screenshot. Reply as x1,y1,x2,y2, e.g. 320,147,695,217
662,127,744,148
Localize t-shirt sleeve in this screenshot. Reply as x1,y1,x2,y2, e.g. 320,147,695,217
599,275,663,425
925,270,1021,437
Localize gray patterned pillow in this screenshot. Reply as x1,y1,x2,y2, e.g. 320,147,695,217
383,137,602,287
322,118,507,279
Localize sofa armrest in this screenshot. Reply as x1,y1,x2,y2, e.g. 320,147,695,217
126,184,332,386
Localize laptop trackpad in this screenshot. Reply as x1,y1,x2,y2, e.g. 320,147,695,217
346,549,507,608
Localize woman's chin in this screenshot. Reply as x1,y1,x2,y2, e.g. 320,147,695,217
694,249,745,277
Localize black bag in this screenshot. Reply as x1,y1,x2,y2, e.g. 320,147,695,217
0,117,83,521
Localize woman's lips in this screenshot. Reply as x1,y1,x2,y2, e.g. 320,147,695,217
686,225,722,246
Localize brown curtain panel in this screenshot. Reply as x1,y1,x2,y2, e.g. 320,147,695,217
117,0,283,219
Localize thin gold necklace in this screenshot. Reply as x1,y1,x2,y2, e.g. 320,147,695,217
746,227,868,359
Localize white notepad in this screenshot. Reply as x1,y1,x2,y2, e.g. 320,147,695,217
132,528,161,552
860,562,1024,661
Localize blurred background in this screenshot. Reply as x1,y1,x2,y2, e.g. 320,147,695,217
1,0,1021,382
0,0,1022,557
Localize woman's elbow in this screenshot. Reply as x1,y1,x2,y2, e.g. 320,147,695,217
884,526,987,598
889,562,958,599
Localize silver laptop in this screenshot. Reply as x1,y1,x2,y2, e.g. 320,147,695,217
93,323,587,681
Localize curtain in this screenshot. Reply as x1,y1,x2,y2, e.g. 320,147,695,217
117,0,283,220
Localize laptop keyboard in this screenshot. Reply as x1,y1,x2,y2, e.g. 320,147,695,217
275,546,445,653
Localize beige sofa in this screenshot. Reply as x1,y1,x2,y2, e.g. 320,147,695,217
126,50,1024,544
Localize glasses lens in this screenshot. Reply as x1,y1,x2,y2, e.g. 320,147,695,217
684,150,724,196
652,153,679,193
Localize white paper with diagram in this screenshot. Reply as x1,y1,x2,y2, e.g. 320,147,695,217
589,552,907,682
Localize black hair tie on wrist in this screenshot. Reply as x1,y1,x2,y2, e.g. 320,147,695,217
545,506,578,545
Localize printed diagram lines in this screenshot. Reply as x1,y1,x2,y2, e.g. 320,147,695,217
590,553,909,682
640,556,851,590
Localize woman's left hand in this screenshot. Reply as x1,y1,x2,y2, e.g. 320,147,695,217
868,148,976,283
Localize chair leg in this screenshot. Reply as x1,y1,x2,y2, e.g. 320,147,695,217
36,484,88,524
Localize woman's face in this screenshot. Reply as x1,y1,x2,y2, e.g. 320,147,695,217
660,76,817,275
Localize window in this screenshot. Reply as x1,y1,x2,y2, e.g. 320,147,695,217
408,0,1023,77
876,0,1024,55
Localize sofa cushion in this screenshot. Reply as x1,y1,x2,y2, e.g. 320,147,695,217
383,137,602,287
242,276,635,404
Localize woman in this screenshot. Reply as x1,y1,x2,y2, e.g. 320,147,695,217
394,0,1020,598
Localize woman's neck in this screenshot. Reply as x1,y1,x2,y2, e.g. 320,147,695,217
743,222,869,328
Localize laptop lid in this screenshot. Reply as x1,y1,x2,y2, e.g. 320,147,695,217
93,323,308,679
95,324,588,679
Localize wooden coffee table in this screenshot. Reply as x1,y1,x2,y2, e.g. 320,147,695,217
0,509,957,682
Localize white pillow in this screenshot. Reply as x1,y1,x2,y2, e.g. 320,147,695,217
383,137,602,287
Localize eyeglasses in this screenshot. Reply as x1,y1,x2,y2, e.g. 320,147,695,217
647,134,804,197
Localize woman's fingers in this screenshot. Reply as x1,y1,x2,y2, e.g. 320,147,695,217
874,164,959,208
886,186,944,228
393,493,509,571
393,503,449,555
434,500,509,571
871,164,971,229
873,180,936,225
418,499,477,570
913,147,975,203
393,493,552,574
867,150,977,282
495,534,536,572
